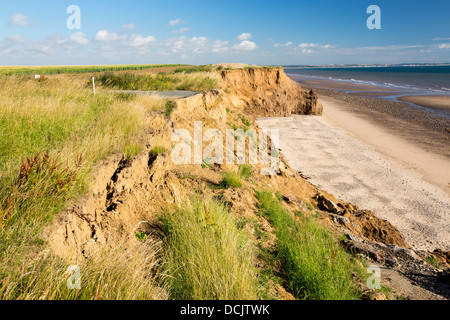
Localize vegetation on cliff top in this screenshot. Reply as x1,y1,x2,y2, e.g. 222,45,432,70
94,71,219,92
0,66,371,300
0,64,186,75
0,74,167,299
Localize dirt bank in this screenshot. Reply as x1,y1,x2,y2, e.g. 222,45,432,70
43,67,449,299
221,68,323,118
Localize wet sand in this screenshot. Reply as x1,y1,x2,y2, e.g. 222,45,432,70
398,95,450,117
290,78,398,92
294,77,450,119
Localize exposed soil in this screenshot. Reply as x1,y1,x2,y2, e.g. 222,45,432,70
43,68,449,300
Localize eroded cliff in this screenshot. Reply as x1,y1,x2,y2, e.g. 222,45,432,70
220,67,323,118
43,67,449,300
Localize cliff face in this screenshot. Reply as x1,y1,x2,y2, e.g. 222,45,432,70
220,68,323,118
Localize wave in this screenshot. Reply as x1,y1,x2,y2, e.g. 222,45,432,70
285,73,450,95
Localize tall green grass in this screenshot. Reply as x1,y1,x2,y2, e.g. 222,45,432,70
0,75,166,295
219,172,243,189
1,241,166,300
238,164,252,180
95,71,219,92
174,65,213,73
0,64,186,75
160,197,258,300
255,190,362,300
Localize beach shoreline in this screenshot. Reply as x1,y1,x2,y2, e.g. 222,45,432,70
319,95,450,197
257,98,450,251
288,75,450,119
397,95,450,116
298,85,450,161
255,75,450,251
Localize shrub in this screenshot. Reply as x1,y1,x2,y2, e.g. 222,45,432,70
238,164,252,180
165,100,176,119
220,172,243,189
1,152,80,230
174,66,213,74
95,71,219,92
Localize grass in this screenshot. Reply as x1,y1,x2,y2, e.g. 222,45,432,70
255,190,363,300
160,197,259,300
239,164,252,180
149,146,167,156
1,241,166,300
174,65,213,73
238,113,251,127
165,100,176,119
219,172,243,189
425,255,441,269
0,75,166,297
0,65,376,301
0,64,186,76
95,71,219,92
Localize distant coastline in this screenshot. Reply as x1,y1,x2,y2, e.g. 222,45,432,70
283,63,450,68
285,68,450,170
284,65,450,121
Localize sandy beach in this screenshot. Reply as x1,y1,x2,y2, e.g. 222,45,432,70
293,77,450,119
257,97,450,251
398,95,450,117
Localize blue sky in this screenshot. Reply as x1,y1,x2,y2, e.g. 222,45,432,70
1,0,449,65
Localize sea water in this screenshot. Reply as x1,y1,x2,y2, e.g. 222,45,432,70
284,65,450,96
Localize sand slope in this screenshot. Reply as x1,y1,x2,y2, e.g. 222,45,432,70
257,101,450,251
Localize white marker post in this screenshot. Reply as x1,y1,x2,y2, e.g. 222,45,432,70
92,77,96,96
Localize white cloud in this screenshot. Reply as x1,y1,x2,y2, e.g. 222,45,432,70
298,43,319,48
297,43,334,50
232,40,258,51
211,40,229,53
172,28,190,34
4,34,27,44
301,49,314,54
0,35,27,55
8,13,29,27
274,42,293,47
70,32,89,45
438,43,450,49
352,44,424,51
432,37,450,41
161,36,210,54
237,33,252,41
169,19,184,26
122,23,136,30
94,30,123,42
128,34,156,47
